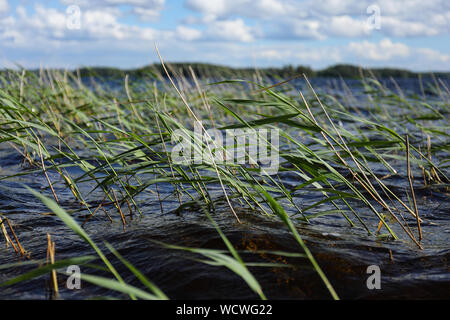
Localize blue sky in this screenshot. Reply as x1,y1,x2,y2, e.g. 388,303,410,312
0,0,449,70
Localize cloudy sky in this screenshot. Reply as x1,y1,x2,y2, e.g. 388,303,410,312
0,0,449,70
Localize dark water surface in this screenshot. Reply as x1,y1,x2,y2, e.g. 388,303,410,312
0,77,448,299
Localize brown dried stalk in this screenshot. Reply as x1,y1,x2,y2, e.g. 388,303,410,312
47,233,59,296
406,135,423,241
5,218,25,256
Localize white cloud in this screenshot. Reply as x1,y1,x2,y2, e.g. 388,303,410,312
381,18,438,37
0,0,9,15
416,48,449,63
310,0,367,16
185,0,288,20
176,25,202,41
252,39,450,71
0,4,168,49
185,0,450,40
0,1,448,71
376,0,449,16
185,0,227,18
254,45,342,65
179,15,256,42
0,16,24,46
132,6,163,22
287,19,323,40
205,19,254,42
348,39,410,61
326,15,369,37
60,0,165,22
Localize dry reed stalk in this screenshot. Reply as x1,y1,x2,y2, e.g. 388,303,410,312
47,233,59,296
101,206,114,223
406,135,423,241
19,69,25,103
155,180,164,214
5,218,25,255
125,199,133,221
37,139,59,203
427,135,441,183
0,216,13,249
112,189,127,231
61,173,81,203
81,195,108,227
7,142,33,166
376,219,383,234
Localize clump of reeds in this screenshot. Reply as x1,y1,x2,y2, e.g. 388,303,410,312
0,60,448,299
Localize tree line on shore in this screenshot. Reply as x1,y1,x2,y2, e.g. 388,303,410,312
3,63,449,80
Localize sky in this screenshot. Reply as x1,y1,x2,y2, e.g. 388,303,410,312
0,0,449,71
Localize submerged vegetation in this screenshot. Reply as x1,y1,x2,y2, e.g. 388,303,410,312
0,58,448,299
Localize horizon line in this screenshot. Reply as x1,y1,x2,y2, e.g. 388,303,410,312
2,62,450,74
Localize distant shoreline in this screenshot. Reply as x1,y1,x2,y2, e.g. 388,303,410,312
2,63,449,79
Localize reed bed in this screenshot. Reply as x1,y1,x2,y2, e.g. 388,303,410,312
0,62,448,300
